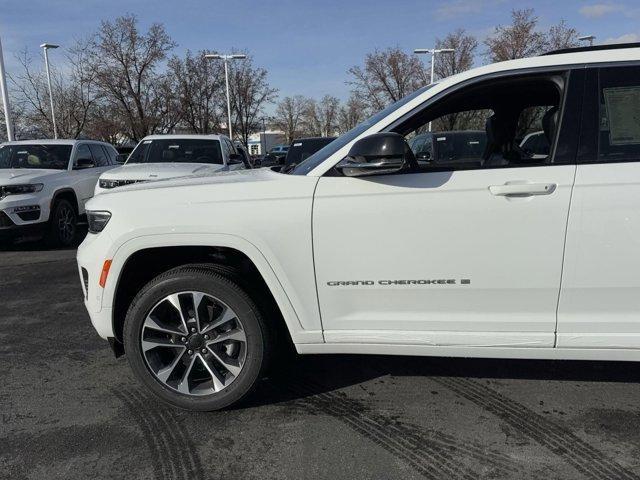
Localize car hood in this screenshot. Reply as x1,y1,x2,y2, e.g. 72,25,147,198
100,162,226,181
98,167,283,196
0,168,64,184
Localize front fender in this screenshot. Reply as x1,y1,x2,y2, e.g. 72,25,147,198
107,232,323,344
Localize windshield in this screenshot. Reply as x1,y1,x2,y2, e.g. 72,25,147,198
0,144,71,170
285,138,336,167
127,139,224,165
291,85,433,175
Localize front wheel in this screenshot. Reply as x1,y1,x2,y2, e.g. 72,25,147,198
123,266,269,411
47,199,77,247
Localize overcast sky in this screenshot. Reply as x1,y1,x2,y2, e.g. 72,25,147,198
2,0,639,102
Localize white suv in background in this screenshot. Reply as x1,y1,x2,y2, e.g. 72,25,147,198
95,135,246,194
0,139,118,246
79,43,640,411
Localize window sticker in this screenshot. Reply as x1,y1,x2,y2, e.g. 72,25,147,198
293,142,302,147
603,87,640,145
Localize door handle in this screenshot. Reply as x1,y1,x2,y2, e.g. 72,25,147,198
489,182,557,197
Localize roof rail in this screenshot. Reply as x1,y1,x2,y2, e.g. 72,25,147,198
543,42,640,56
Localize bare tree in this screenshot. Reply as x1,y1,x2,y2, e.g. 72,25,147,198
315,95,340,137
273,95,308,143
10,43,98,139
434,29,477,80
90,14,176,141
303,95,340,137
547,20,581,51
228,55,277,145
485,9,548,61
337,95,367,134
168,50,225,134
347,47,427,112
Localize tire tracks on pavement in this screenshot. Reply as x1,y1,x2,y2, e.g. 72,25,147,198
112,387,204,480
435,376,640,480
282,379,519,480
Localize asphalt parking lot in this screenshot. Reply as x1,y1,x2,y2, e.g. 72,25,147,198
3,244,640,480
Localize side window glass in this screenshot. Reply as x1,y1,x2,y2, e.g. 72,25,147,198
597,66,640,163
89,144,109,167
75,144,93,167
102,145,117,165
399,74,566,172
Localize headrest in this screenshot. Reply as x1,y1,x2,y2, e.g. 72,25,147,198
485,114,515,146
162,149,176,161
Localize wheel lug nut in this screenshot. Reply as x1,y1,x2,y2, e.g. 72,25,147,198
187,349,193,355
181,337,187,342
201,348,207,354
191,327,196,333
203,334,209,340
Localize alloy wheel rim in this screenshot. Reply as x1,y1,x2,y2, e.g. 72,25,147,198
141,291,247,396
57,206,75,243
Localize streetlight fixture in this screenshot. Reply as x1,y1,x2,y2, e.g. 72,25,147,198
0,35,14,141
204,53,247,140
414,48,455,131
40,43,59,139
578,35,596,47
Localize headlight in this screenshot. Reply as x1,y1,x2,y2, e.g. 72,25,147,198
99,179,144,189
87,210,111,234
0,183,44,199
99,179,118,189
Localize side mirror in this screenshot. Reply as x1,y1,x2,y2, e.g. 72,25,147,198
116,154,128,164
336,132,413,177
228,153,242,164
74,157,95,170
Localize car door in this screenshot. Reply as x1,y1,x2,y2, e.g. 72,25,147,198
313,69,583,347
557,65,640,349
70,143,99,209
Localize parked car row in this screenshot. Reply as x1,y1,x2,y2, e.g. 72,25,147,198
0,133,277,246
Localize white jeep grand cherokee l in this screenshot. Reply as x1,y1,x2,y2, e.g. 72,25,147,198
95,134,246,194
78,43,640,410
0,139,118,246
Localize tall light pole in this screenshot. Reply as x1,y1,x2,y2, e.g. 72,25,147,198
0,35,14,141
204,53,246,140
40,43,59,139
414,48,455,131
578,35,596,46
260,116,267,156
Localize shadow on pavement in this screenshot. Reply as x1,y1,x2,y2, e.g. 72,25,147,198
245,353,640,409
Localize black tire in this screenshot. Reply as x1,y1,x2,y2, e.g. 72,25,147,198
123,266,270,411
47,198,77,247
